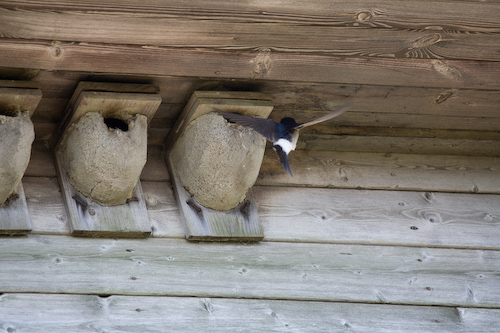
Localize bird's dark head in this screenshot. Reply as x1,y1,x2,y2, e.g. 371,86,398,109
280,117,299,129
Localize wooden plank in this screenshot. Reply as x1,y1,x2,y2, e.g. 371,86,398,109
139,145,169,182
257,150,500,194
2,6,500,62
297,134,500,157
165,91,272,241
1,235,499,307
52,81,162,148
25,141,56,177
1,39,500,90
26,142,500,193
169,168,263,241
22,177,500,250
32,70,500,120
0,86,41,117
55,156,151,238
0,182,31,235
264,83,500,119
23,177,68,235
139,180,183,238
302,112,500,132
2,293,500,333
0,80,39,89
25,70,500,144
253,186,500,249
2,0,500,34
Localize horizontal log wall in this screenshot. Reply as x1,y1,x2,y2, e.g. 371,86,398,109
1,0,500,331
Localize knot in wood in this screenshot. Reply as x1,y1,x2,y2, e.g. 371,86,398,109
410,34,443,50
356,11,372,23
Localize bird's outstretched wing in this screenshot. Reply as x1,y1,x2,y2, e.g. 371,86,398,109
217,110,279,142
273,144,293,176
294,103,351,130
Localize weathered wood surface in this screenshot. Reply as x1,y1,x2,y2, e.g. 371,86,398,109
22,177,500,250
2,293,500,333
297,134,500,157
1,235,499,308
1,1,499,330
0,182,31,235
56,156,152,237
2,0,500,34
31,71,500,121
22,142,500,247
1,0,500,62
3,11,500,62
0,84,42,117
27,143,500,194
23,69,500,150
169,169,263,241
257,149,500,193
1,39,499,90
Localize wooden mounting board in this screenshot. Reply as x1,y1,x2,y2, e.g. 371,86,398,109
55,156,151,238
164,91,273,151
0,81,41,235
165,91,273,241
0,80,41,118
168,159,263,241
52,81,162,149
0,182,31,235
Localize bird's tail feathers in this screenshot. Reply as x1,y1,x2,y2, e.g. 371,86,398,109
273,145,293,176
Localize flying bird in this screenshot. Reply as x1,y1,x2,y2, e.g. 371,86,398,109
217,104,351,176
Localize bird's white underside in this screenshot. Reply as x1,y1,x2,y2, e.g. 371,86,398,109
274,131,299,154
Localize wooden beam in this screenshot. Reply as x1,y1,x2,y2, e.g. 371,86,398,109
0,183,31,235
31,71,500,120
20,176,500,250
1,235,500,308
2,293,500,332
2,0,500,34
1,39,500,90
55,158,151,238
0,82,41,118
2,5,500,62
257,149,500,194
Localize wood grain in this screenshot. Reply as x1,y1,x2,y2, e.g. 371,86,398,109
26,70,500,148
0,86,42,117
1,234,499,307
22,177,500,250
2,0,500,33
297,134,500,157
2,293,500,332
25,142,500,193
32,70,500,119
0,182,31,235
1,39,499,90
253,186,500,249
1,7,500,61
55,156,152,238
257,149,500,194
